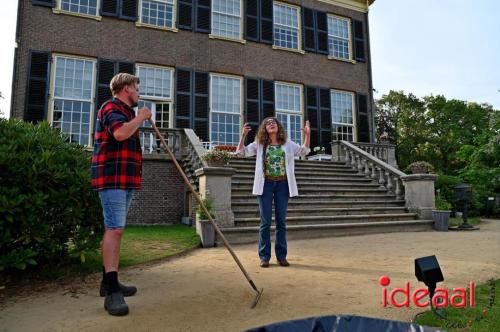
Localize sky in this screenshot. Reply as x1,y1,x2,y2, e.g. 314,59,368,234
0,0,499,118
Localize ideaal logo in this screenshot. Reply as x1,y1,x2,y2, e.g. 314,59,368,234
380,275,475,308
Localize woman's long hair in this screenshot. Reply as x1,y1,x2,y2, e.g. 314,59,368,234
255,117,287,145
255,117,287,172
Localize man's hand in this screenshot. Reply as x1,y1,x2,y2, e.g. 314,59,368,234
242,123,252,137
138,107,152,121
302,120,311,136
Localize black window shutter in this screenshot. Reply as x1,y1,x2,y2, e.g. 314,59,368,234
195,0,210,32
319,88,332,152
357,93,369,142
101,0,119,16
118,61,135,75
305,86,319,150
24,50,50,123
32,0,53,7
178,0,194,30
353,19,366,62
261,80,274,119
245,78,260,144
120,0,137,20
245,0,259,41
260,0,273,44
316,11,328,55
193,71,209,141
303,8,316,52
95,59,116,129
175,69,192,128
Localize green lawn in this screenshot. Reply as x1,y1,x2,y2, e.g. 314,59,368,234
414,279,500,331
49,224,200,277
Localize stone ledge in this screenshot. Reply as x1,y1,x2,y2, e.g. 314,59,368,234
401,174,437,182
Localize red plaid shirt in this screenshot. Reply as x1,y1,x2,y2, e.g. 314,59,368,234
91,98,142,190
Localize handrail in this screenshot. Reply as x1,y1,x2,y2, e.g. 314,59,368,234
340,140,406,199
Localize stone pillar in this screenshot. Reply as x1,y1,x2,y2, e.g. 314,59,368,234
195,166,236,227
331,141,343,162
401,174,437,219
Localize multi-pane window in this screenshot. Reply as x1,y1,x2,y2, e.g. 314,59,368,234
275,82,302,144
331,90,354,141
212,0,242,39
140,0,175,29
52,56,95,145
136,65,173,100
59,0,98,16
136,65,174,151
328,15,351,60
210,74,241,145
273,3,300,50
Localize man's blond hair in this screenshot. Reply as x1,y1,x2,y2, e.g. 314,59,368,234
110,73,140,95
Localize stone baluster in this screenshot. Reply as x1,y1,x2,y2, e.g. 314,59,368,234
394,177,403,200
357,155,364,174
385,171,393,193
370,162,377,181
350,151,357,170
364,159,371,178
377,167,386,189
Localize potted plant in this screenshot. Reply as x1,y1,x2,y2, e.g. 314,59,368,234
202,149,231,167
214,145,237,153
195,197,216,247
432,196,452,231
406,161,435,174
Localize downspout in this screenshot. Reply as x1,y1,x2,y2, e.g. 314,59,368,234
365,6,376,143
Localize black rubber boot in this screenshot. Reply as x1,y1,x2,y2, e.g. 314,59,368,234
104,291,129,316
100,281,137,297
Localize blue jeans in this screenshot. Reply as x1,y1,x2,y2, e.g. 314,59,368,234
99,189,135,229
257,180,289,261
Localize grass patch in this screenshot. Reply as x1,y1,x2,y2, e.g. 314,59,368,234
449,217,481,227
4,225,200,280
414,279,499,331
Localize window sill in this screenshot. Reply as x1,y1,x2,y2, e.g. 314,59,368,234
272,45,305,54
135,22,178,32
209,34,246,44
52,8,102,21
328,56,356,64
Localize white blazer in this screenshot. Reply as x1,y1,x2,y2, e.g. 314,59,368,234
235,139,310,197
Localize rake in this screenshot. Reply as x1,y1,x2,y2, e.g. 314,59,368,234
148,119,263,308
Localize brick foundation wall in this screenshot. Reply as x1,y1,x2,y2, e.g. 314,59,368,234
127,156,185,225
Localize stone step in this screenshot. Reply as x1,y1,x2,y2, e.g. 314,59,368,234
231,181,381,189
216,220,435,245
232,194,397,202
229,158,347,167
234,213,418,227
232,175,373,182
232,200,406,209
234,169,359,176
228,164,354,171
233,206,408,218
231,188,388,195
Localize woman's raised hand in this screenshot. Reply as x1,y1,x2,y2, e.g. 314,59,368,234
302,120,311,136
242,123,252,136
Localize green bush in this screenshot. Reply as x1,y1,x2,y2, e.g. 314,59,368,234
196,197,214,220
434,196,452,210
0,119,103,272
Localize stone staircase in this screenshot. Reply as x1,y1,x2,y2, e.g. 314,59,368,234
218,157,433,244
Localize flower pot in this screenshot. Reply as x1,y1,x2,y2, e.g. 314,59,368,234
196,219,215,247
410,167,428,174
432,210,451,231
206,159,225,167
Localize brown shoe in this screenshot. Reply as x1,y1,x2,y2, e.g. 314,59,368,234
260,260,270,268
278,259,290,267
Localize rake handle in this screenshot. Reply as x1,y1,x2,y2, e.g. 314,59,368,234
148,120,259,293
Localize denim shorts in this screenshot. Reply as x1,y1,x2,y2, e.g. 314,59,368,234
99,189,135,229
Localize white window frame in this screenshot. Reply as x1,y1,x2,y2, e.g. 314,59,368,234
331,89,356,142
327,14,353,61
210,0,244,42
137,0,178,32
209,73,243,146
136,64,174,128
272,2,302,53
48,54,97,147
54,0,102,20
275,81,303,144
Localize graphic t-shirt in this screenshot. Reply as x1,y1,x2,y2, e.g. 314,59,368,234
265,145,286,176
